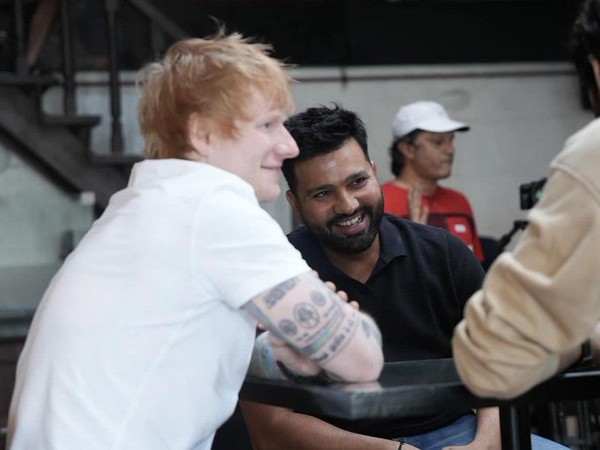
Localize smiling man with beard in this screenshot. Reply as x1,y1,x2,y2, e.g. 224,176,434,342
239,105,559,450
240,105,568,450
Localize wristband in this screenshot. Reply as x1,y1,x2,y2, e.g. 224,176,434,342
570,339,594,370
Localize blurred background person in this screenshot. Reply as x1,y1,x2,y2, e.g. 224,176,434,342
382,101,484,264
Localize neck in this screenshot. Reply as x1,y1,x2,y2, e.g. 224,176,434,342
395,170,437,196
323,236,380,284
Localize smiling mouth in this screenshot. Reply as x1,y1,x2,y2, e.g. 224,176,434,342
337,215,362,227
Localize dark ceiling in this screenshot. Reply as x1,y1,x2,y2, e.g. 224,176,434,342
147,0,582,66
0,0,584,72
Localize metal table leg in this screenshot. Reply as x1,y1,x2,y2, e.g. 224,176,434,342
500,404,532,450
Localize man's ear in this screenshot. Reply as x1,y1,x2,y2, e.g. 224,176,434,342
285,189,299,212
398,140,415,159
187,114,211,158
371,160,378,176
285,190,304,227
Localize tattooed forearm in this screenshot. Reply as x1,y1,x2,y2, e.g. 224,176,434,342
247,332,286,379
243,301,275,330
264,278,298,309
245,272,374,367
289,287,361,364
362,315,382,346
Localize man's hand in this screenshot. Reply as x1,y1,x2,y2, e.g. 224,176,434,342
322,278,358,310
408,185,429,224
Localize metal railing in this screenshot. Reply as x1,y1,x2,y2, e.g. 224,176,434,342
9,0,187,155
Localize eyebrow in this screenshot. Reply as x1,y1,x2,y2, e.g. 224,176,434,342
305,169,371,197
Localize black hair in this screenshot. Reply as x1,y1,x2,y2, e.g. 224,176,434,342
570,0,600,98
389,129,420,177
283,104,369,193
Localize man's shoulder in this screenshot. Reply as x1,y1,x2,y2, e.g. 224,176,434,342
381,181,405,191
383,214,478,255
382,214,453,244
381,215,482,284
287,226,318,251
381,181,408,195
553,118,600,186
435,185,470,202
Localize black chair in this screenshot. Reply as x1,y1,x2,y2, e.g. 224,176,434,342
479,235,501,272
212,403,253,450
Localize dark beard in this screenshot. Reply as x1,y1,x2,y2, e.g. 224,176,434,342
303,197,384,254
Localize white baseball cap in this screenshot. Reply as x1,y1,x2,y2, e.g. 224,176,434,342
392,101,470,139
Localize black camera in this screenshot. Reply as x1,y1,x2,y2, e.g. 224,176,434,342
519,178,547,210
499,177,548,252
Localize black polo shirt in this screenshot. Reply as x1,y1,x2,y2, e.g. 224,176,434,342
287,214,485,437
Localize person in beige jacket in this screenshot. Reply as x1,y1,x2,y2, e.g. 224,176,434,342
452,0,600,399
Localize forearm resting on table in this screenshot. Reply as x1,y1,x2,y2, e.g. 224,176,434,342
244,271,384,382
453,174,600,398
248,330,322,380
240,401,405,450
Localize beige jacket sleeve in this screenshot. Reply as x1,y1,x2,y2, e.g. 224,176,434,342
452,119,600,399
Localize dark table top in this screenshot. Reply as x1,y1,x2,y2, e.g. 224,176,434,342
240,358,600,420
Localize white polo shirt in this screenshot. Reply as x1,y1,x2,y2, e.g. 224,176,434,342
9,159,309,449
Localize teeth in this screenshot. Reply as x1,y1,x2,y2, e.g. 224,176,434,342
337,215,362,227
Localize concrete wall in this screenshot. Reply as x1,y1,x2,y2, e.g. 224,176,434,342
0,61,593,269
289,62,591,243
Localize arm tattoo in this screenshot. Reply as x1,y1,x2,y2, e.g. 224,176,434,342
243,301,275,330
362,316,382,346
294,303,320,328
264,278,298,309
292,286,360,364
245,275,364,365
279,319,298,336
247,332,286,380
311,290,327,306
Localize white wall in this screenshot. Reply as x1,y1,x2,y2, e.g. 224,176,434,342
288,62,592,243
0,61,593,267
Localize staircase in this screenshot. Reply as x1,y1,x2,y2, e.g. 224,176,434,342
0,81,131,210
0,0,187,213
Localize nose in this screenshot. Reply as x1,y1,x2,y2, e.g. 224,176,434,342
334,190,359,215
277,126,299,158
444,141,456,155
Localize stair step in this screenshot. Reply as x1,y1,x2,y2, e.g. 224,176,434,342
41,114,102,129
40,114,102,151
0,73,59,88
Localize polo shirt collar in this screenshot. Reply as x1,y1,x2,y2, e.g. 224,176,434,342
296,214,407,277
374,214,407,272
